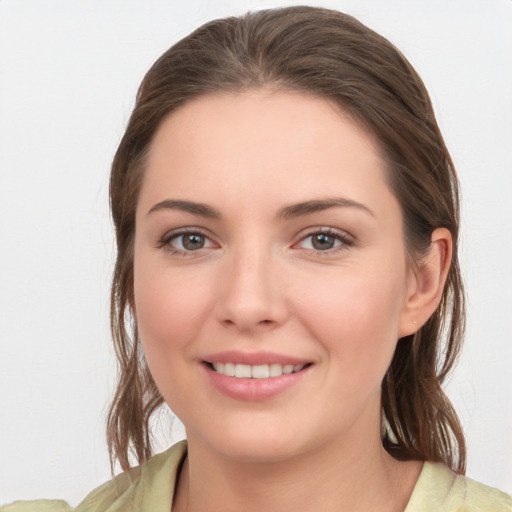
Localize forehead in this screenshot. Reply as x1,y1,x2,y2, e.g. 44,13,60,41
139,89,397,221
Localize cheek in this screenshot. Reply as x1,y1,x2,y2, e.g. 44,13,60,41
133,256,212,363
294,262,407,384
133,258,217,416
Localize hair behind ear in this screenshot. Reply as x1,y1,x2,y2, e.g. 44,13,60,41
382,228,465,473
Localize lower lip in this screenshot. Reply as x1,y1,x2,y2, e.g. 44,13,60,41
202,364,310,401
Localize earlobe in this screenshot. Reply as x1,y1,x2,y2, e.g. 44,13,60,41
399,228,452,337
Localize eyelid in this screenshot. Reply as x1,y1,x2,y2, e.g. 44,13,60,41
156,227,219,253
292,226,355,253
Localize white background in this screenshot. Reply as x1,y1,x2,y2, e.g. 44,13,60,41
0,0,511,505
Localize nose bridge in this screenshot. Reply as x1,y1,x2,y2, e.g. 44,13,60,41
216,237,285,330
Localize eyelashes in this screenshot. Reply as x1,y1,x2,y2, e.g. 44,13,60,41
156,228,217,254
156,226,355,256
294,228,354,254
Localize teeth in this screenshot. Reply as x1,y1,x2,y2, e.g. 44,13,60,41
213,362,224,373
252,364,270,379
211,362,306,379
224,362,235,377
269,363,283,377
234,363,252,378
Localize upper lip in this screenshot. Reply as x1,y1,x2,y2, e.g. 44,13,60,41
202,350,311,366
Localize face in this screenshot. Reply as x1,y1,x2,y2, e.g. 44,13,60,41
134,90,416,463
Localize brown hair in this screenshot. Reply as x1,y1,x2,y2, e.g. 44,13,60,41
107,6,466,473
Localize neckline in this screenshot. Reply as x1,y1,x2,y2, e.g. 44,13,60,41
142,443,456,512
403,461,457,511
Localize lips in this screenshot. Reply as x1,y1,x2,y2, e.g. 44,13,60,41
201,351,313,401
203,350,310,366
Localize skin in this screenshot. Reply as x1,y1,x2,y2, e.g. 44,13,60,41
133,89,451,512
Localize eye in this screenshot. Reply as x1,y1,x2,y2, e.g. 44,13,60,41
303,233,340,250
296,228,353,253
173,233,209,251
157,230,217,253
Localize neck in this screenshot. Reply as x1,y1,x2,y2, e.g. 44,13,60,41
172,428,421,512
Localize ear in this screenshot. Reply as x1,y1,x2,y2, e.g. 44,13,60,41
399,228,452,337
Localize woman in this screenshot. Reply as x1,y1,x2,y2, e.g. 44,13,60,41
3,6,511,512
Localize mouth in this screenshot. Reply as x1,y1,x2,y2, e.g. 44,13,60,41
204,361,312,379
201,351,314,400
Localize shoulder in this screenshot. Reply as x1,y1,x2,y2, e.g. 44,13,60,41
0,501,72,512
1,441,188,512
74,440,186,511
406,461,512,512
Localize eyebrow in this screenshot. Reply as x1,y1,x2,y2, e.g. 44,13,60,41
147,197,374,219
147,199,221,218
277,197,374,219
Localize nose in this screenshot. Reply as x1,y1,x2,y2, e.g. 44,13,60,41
215,244,288,333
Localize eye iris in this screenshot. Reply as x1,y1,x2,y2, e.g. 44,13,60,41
312,233,335,250
182,234,204,250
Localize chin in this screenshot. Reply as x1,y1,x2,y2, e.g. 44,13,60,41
186,414,311,464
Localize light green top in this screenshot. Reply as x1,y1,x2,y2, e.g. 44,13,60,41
2,441,511,511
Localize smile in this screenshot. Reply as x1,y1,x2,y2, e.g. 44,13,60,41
210,362,307,379
201,351,313,400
